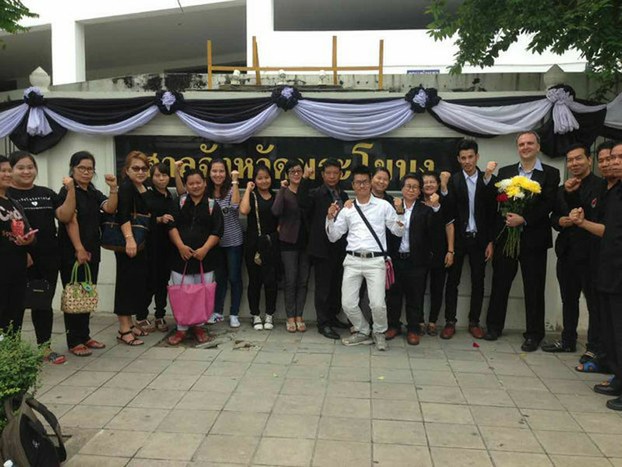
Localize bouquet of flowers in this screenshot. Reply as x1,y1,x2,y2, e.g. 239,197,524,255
495,175,542,258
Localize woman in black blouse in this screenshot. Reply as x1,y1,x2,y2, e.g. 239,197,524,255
240,164,279,331
167,169,224,345
114,151,152,346
9,150,76,364
58,151,118,356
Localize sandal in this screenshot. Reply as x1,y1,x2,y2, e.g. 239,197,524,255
134,319,155,334
575,360,610,374
44,349,66,365
131,325,148,337
117,330,144,346
69,344,92,357
286,320,297,333
296,320,307,332
85,339,106,349
155,318,169,332
417,323,426,336
580,351,597,364
168,330,187,346
426,323,437,336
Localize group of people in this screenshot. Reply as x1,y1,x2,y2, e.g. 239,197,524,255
1,132,622,411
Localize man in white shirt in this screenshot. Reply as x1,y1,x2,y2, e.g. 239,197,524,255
326,165,404,350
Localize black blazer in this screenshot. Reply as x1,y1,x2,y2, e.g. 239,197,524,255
298,178,349,259
495,162,560,253
388,201,439,267
446,169,497,250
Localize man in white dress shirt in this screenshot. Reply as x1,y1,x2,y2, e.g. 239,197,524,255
326,165,405,350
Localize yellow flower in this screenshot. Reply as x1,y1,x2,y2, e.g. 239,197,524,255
506,185,521,198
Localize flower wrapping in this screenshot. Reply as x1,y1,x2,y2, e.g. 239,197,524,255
495,176,541,258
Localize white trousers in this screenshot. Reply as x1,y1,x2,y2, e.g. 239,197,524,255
341,255,387,335
170,271,215,331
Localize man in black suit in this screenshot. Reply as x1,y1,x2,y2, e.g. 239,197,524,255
543,143,603,355
386,173,441,345
444,139,498,339
298,158,349,339
484,131,560,351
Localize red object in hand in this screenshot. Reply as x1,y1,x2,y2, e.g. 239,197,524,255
496,193,509,203
11,218,25,237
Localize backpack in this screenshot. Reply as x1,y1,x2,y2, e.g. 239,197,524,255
0,394,66,467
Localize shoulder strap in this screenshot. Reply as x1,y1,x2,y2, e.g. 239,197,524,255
353,202,387,258
253,192,262,236
25,396,67,462
208,198,215,214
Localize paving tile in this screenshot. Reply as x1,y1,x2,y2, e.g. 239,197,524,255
326,381,370,398
106,407,169,431
454,372,502,389
79,429,150,457
372,420,427,445
374,444,432,466
371,354,411,369
412,370,458,387
103,372,158,390
331,354,370,367
328,366,371,382
371,398,421,421
224,392,277,413
417,385,466,404
191,375,239,393
292,353,333,366
534,430,601,456
246,363,290,379
204,361,250,377
280,378,327,396
550,455,613,467
39,385,97,405
128,388,186,409
194,434,259,463
449,360,494,374
211,411,268,436
409,358,450,371
155,409,218,434
541,378,596,395
425,422,485,449
371,382,418,400
489,361,535,377
264,413,320,439
64,454,130,467
128,460,189,467
286,364,330,380
444,350,486,362
274,394,324,415
147,373,200,391
136,432,204,460
60,371,116,387
479,426,543,453
589,433,622,457
498,375,548,391
175,390,230,411
421,402,474,424
317,416,371,441
312,439,371,467
123,358,172,374
521,409,582,431
430,447,493,466
253,437,315,466
508,389,565,410
177,348,220,361
323,396,371,419
140,347,186,360
489,451,553,466
60,405,121,429
572,412,622,434
160,359,211,375
461,387,515,407
557,394,612,413
235,375,285,394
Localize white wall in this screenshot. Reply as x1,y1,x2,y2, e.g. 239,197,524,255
25,90,567,331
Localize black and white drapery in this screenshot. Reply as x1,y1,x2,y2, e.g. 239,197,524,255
0,85,618,156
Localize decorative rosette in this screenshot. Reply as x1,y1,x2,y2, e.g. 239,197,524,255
23,87,45,107
546,84,579,134
155,90,185,115
271,86,301,111
404,86,440,113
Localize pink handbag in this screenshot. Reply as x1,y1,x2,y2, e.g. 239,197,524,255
167,263,216,327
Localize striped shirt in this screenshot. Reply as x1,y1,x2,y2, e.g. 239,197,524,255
215,188,243,247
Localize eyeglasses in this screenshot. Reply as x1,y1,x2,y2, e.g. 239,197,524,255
352,180,371,187
75,166,95,174
288,169,303,175
130,166,149,173
403,184,420,191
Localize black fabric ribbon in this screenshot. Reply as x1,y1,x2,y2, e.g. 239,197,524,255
23,89,45,107
405,86,441,113
155,90,185,115
271,86,301,111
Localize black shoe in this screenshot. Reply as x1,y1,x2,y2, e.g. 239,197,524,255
483,330,500,341
594,379,622,396
318,326,340,340
606,396,622,411
329,319,351,330
521,338,541,352
541,340,576,353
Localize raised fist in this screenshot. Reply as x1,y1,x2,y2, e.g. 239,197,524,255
231,170,239,182
393,197,404,213
246,181,255,191
485,161,498,175
440,171,451,187
564,177,581,193
62,176,74,189
281,179,289,188
104,174,117,188
327,201,340,220
429,192,440,207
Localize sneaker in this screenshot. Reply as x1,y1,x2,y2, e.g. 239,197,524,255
341,332,373,346
207,313,224,324
264,315,274,330
253,316,263,330
373,332,387,351
229,315,241,328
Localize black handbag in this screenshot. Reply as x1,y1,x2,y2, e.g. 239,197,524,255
24,279,55,310
101,198,151,252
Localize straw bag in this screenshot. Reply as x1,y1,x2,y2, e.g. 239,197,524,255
60,262,98,314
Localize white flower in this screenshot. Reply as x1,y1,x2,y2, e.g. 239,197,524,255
496,178,512,191
512,191,525,199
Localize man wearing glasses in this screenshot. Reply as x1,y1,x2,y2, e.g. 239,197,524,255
325,165,404,350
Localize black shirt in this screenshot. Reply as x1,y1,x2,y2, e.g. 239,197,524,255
247,191,278,245
8,185,61,256
597,181,622,294
117,179,151,227
58,183,108,264
0,196,31,273
168,194,224,274
144,187,176,250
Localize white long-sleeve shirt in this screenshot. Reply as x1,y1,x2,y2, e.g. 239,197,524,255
326,196,404,252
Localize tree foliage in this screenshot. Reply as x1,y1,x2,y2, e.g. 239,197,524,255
426,0,622,99
0,0,37,34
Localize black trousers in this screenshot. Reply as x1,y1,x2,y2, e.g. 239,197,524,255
0,263,27,334
312,253,345,327
600,293,622,381
137,246,170,321
24,254,60,345
486,249,548,341
246,257,277,316
557,256,600,350
445,239,487,325
386,257,427,332
426,265,447,324
114,250,150,317
60,261,99,349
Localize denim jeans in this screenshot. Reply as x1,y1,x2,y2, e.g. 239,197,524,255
215,245,243,316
